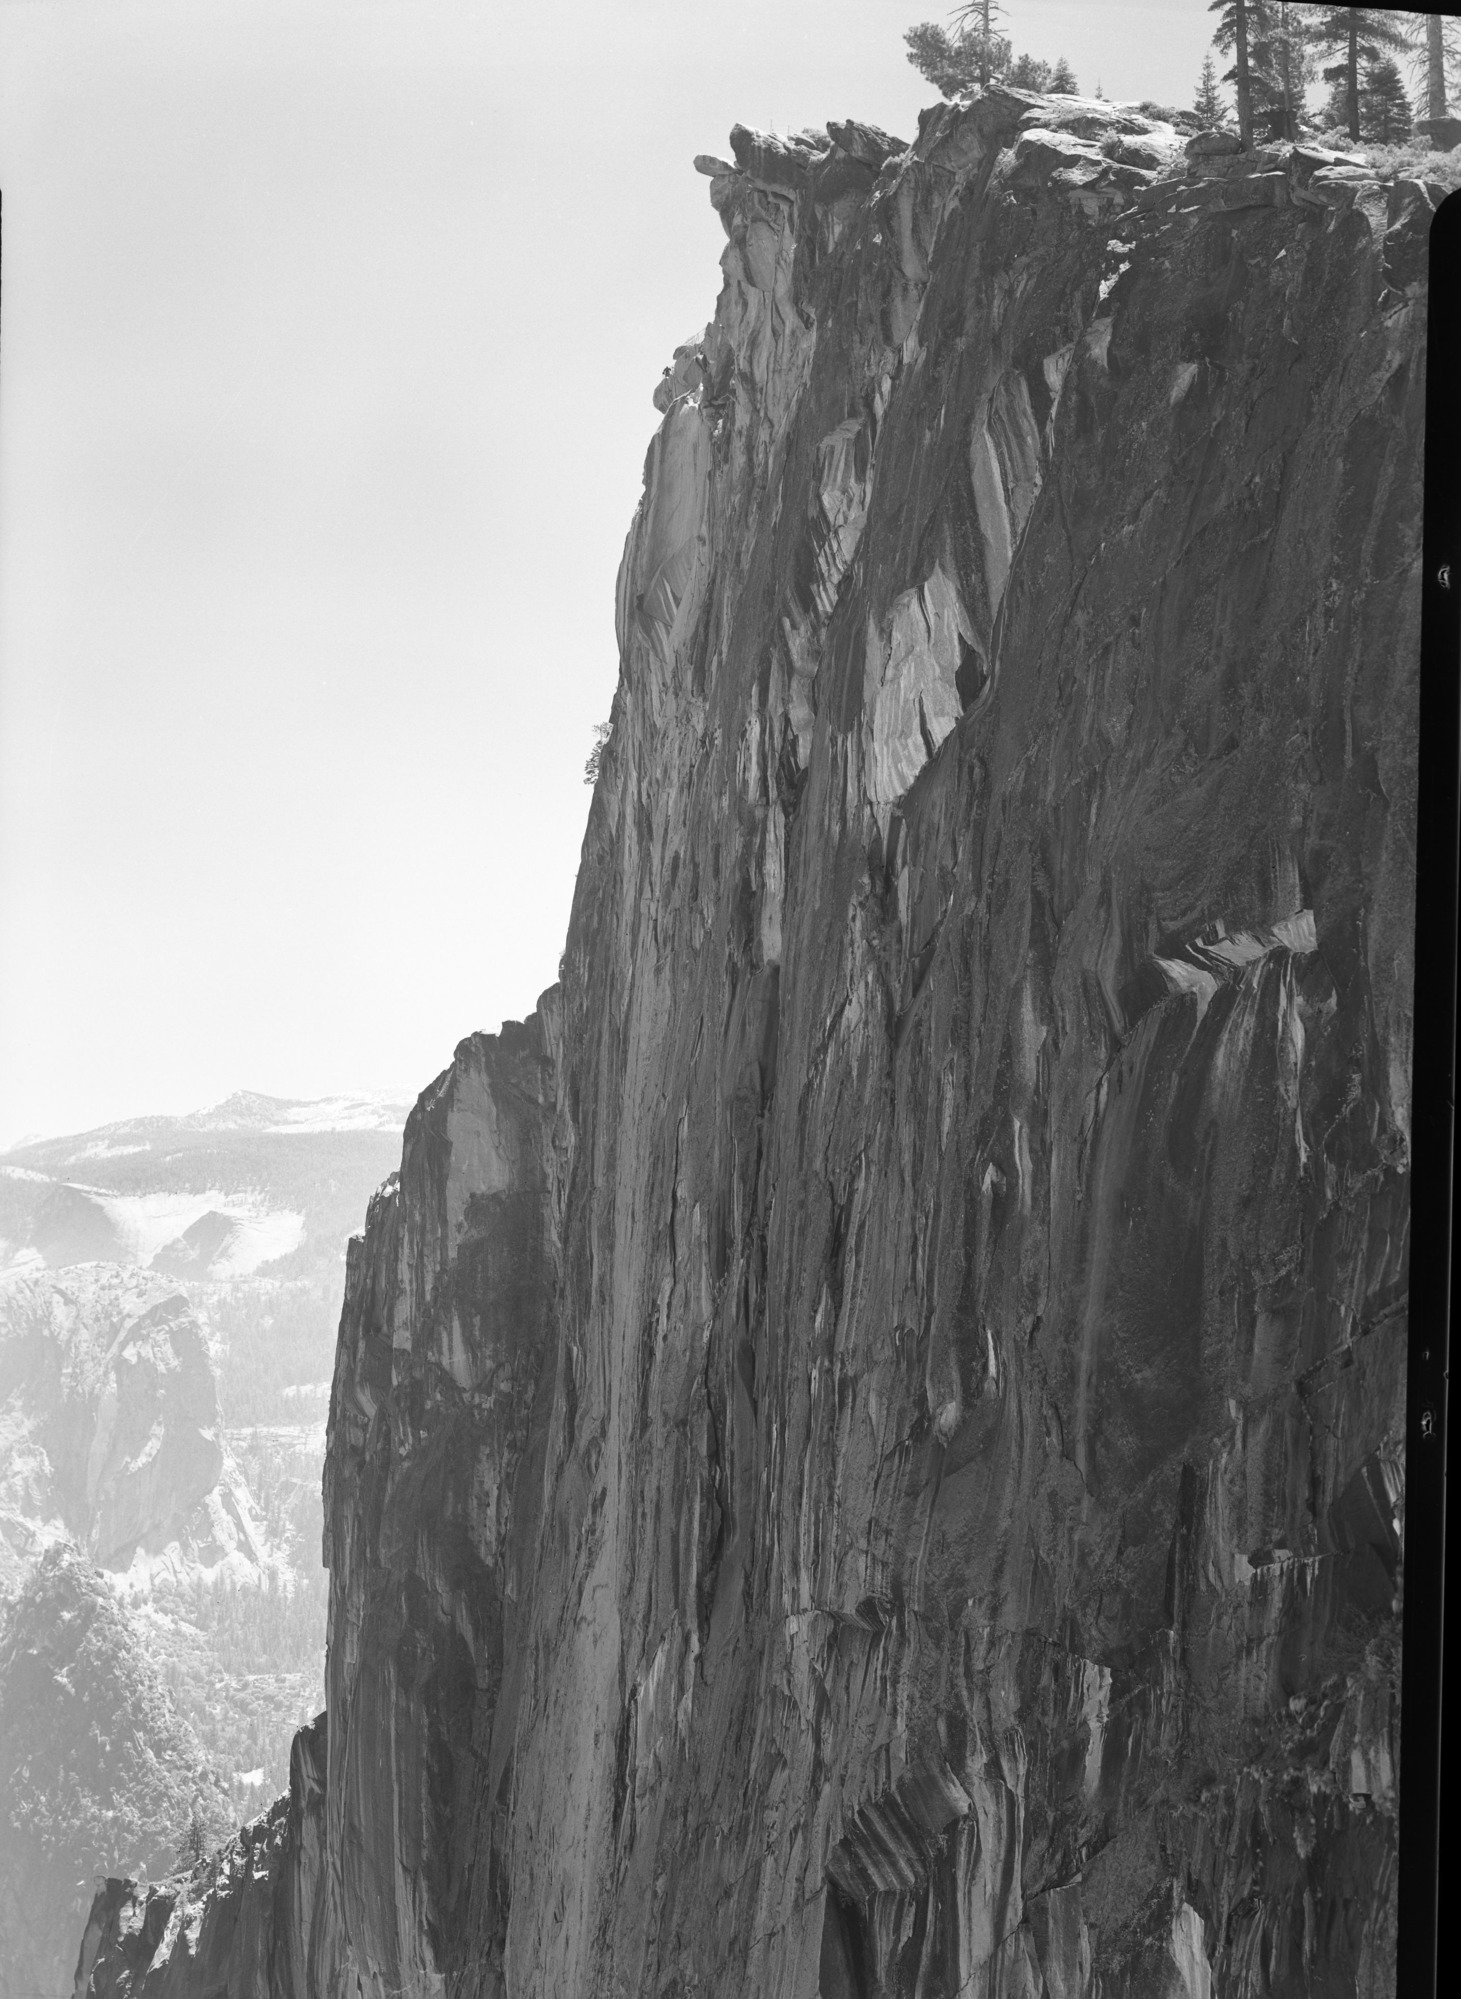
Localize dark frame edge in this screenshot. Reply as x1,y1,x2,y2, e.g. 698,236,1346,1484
1397,181,1461,1999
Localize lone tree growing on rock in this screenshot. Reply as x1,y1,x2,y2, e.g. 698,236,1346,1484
1299,5,1408,143
1049,56,1078,93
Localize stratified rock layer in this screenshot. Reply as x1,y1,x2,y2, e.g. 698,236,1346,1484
78,88,1423,1999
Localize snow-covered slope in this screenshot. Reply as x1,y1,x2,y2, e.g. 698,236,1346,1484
0,1092,407,1281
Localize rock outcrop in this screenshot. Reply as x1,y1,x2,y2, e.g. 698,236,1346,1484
0,1265,267,1592
0,1549,231,1999
78,87,1425,1998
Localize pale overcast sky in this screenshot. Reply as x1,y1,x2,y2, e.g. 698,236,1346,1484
0,2,1237,1146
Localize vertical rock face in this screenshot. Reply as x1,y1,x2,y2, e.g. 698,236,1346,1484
320,1018,558,1996
78,90,1424,1999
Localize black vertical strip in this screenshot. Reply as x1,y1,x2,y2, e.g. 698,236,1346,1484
1398,181,1461,1999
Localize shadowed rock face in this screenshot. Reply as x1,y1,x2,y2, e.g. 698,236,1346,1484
76,88,1421,1999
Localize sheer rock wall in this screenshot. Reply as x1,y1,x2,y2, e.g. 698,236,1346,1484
77,86,1424,1999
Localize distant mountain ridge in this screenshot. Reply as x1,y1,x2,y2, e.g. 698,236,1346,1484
0,1092,413,1994
0,1092,411,1286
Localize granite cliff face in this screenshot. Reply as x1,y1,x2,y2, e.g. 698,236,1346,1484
78,87,1424,1999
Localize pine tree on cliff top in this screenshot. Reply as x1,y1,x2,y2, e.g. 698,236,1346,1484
1274,4,1311,142
904,11,1011,99
1403,12,1457,122
1008,51,1052,91
1195,51,1228,125
904,7,1076,103
1299,5,1407,143
1419,13,1448,119
1209,0,1270,148
1250,2,1311,143
952,0,1006,89
1360,56,1412,146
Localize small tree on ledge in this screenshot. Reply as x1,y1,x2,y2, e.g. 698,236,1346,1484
584,720,613,786
176,1803,207,1872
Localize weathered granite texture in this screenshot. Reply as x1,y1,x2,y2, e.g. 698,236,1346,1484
77,86,1423,1999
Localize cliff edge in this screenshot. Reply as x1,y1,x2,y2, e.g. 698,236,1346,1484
77,87,1425,1999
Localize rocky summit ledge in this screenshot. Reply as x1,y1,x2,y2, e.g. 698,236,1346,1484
689,88,1448,229
79,79,1418,1999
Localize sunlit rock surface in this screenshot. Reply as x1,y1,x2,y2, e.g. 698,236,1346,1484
79,86,1422,1999
0,1265,268,1592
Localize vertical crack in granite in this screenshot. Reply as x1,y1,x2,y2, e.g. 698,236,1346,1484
78,86,1423,1999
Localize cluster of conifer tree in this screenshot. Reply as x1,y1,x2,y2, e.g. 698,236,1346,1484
1205,4,1434,147
179,1562,330,1678
905,2,1078,100
904,5,1455,154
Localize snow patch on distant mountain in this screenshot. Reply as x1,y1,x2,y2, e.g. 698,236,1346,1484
183,1090,410,1136
91,1191,306,1274
1,1088,411,1165
264,1096,411,1135
209,1210,306,1275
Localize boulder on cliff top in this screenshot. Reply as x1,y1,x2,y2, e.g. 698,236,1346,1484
1186,128,1243,156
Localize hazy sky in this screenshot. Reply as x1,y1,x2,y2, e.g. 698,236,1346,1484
1,1,1234,1146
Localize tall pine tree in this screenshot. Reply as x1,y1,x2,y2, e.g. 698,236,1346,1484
1271,4,1310,142
1423,14,1447,118
1402,13,1452,122
1360,56,1412,145
1249,3,1310,142
1300,6,1407,143
1209,0,1267,147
